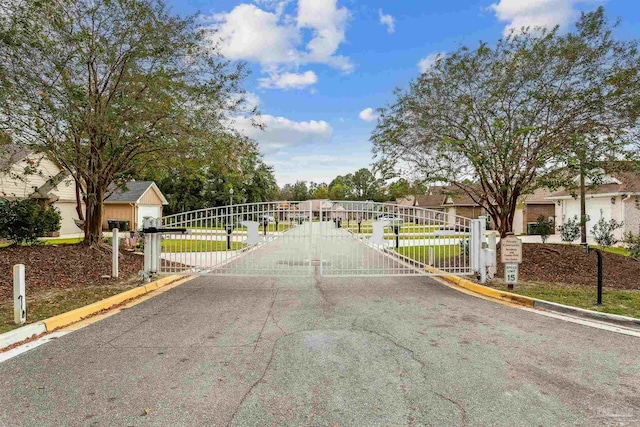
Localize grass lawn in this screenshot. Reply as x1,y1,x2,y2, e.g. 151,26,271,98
594,246,631,257
383,235,464,241
43,237,85,245
347,223,443,233
0,237,85,248
0,281,141,334
565,244,631,257
489,280,640,319
185,223,291,232
161,239,245,252
395,244,462,264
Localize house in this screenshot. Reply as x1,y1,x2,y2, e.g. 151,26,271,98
297,199,335,220
548,168,640,241
397,185,556,234
103,181,168,231
513,188,556,235
398,186,490,226
0,146,83,235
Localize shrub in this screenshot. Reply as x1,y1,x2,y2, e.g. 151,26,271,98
591,214,623,247
0,198,61,245
557,215,581,242
623,231,640,260
535,215,553,243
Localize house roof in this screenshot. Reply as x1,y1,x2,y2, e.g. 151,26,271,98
548,167,640,199
105,181,168,205
441,186,483,206
415,193,447,207
395,195,415,207
522,187,555,204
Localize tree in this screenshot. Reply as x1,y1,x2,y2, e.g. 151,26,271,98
350,168,384,201
0,0,248,245
278,184,295,201
312,183,329,199
143,135,278,213
372,8,640,236
388,178,411,201
328,176,352,200
291,181,310,201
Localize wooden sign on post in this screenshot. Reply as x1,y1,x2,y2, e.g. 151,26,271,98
501,234,522,264
501,234,522,289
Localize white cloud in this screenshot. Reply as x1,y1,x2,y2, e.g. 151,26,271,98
359,107,379,122
297,0,353,72
259,70,318,90
418,52,445,73
490,0,587,36
378,10,395,34
207,4,300,66
207,0,353,87
231,114,333,155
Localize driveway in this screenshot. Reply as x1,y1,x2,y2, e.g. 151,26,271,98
1,272,639,426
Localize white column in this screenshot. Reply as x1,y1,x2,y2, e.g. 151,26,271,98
478,216,487,283
13,264,26,324
112,228,119,278
143,218,151,276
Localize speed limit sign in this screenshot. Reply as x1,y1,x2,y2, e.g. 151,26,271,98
505,263,518,285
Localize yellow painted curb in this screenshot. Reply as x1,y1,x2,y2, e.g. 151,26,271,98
455,278,535,307
425,265,535,307
42,275,190,331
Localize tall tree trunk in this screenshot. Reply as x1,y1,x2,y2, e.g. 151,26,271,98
84,182,104,246
75,180,84,221
580,160,587,245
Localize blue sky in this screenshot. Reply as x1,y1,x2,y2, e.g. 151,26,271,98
167,0,640,186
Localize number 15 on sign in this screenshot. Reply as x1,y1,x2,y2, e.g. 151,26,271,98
505,263,518,285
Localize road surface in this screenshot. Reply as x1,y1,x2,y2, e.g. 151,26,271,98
1,271,639,426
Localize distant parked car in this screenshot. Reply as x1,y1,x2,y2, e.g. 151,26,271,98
377,215,404,225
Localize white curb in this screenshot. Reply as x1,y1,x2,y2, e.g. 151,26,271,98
0,322,47,349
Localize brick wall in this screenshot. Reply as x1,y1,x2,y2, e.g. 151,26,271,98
523,204,556,234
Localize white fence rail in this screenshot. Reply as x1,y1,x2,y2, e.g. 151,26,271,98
142,200,495,280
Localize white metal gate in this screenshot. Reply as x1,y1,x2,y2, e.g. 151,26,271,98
143,200,493,280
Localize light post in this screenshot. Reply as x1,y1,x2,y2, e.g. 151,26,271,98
229,187,234,206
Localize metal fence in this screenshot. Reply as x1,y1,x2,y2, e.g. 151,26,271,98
143,200,491,279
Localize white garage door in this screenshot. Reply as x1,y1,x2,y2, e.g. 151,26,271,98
564,198,611,236
137,205,161,230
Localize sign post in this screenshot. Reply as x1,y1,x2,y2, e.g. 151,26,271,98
501,234,522,290
14,264,26,324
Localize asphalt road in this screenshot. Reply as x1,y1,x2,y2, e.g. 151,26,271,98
1,272,639,427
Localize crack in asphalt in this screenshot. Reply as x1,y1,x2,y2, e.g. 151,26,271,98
434,392,468,426
313,266,334,317
227,324,471,426
226,335,280,427
252,281,278,353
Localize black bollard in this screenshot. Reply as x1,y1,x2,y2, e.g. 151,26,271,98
225,224,233,250
393,225,400,249
596,249,603,305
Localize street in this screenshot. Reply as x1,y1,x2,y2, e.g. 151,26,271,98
1,273,639,426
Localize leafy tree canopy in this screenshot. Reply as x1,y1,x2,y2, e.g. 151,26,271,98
372,7,640,236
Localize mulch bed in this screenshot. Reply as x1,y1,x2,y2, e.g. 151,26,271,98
495,243,640,290
0,244,144,300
